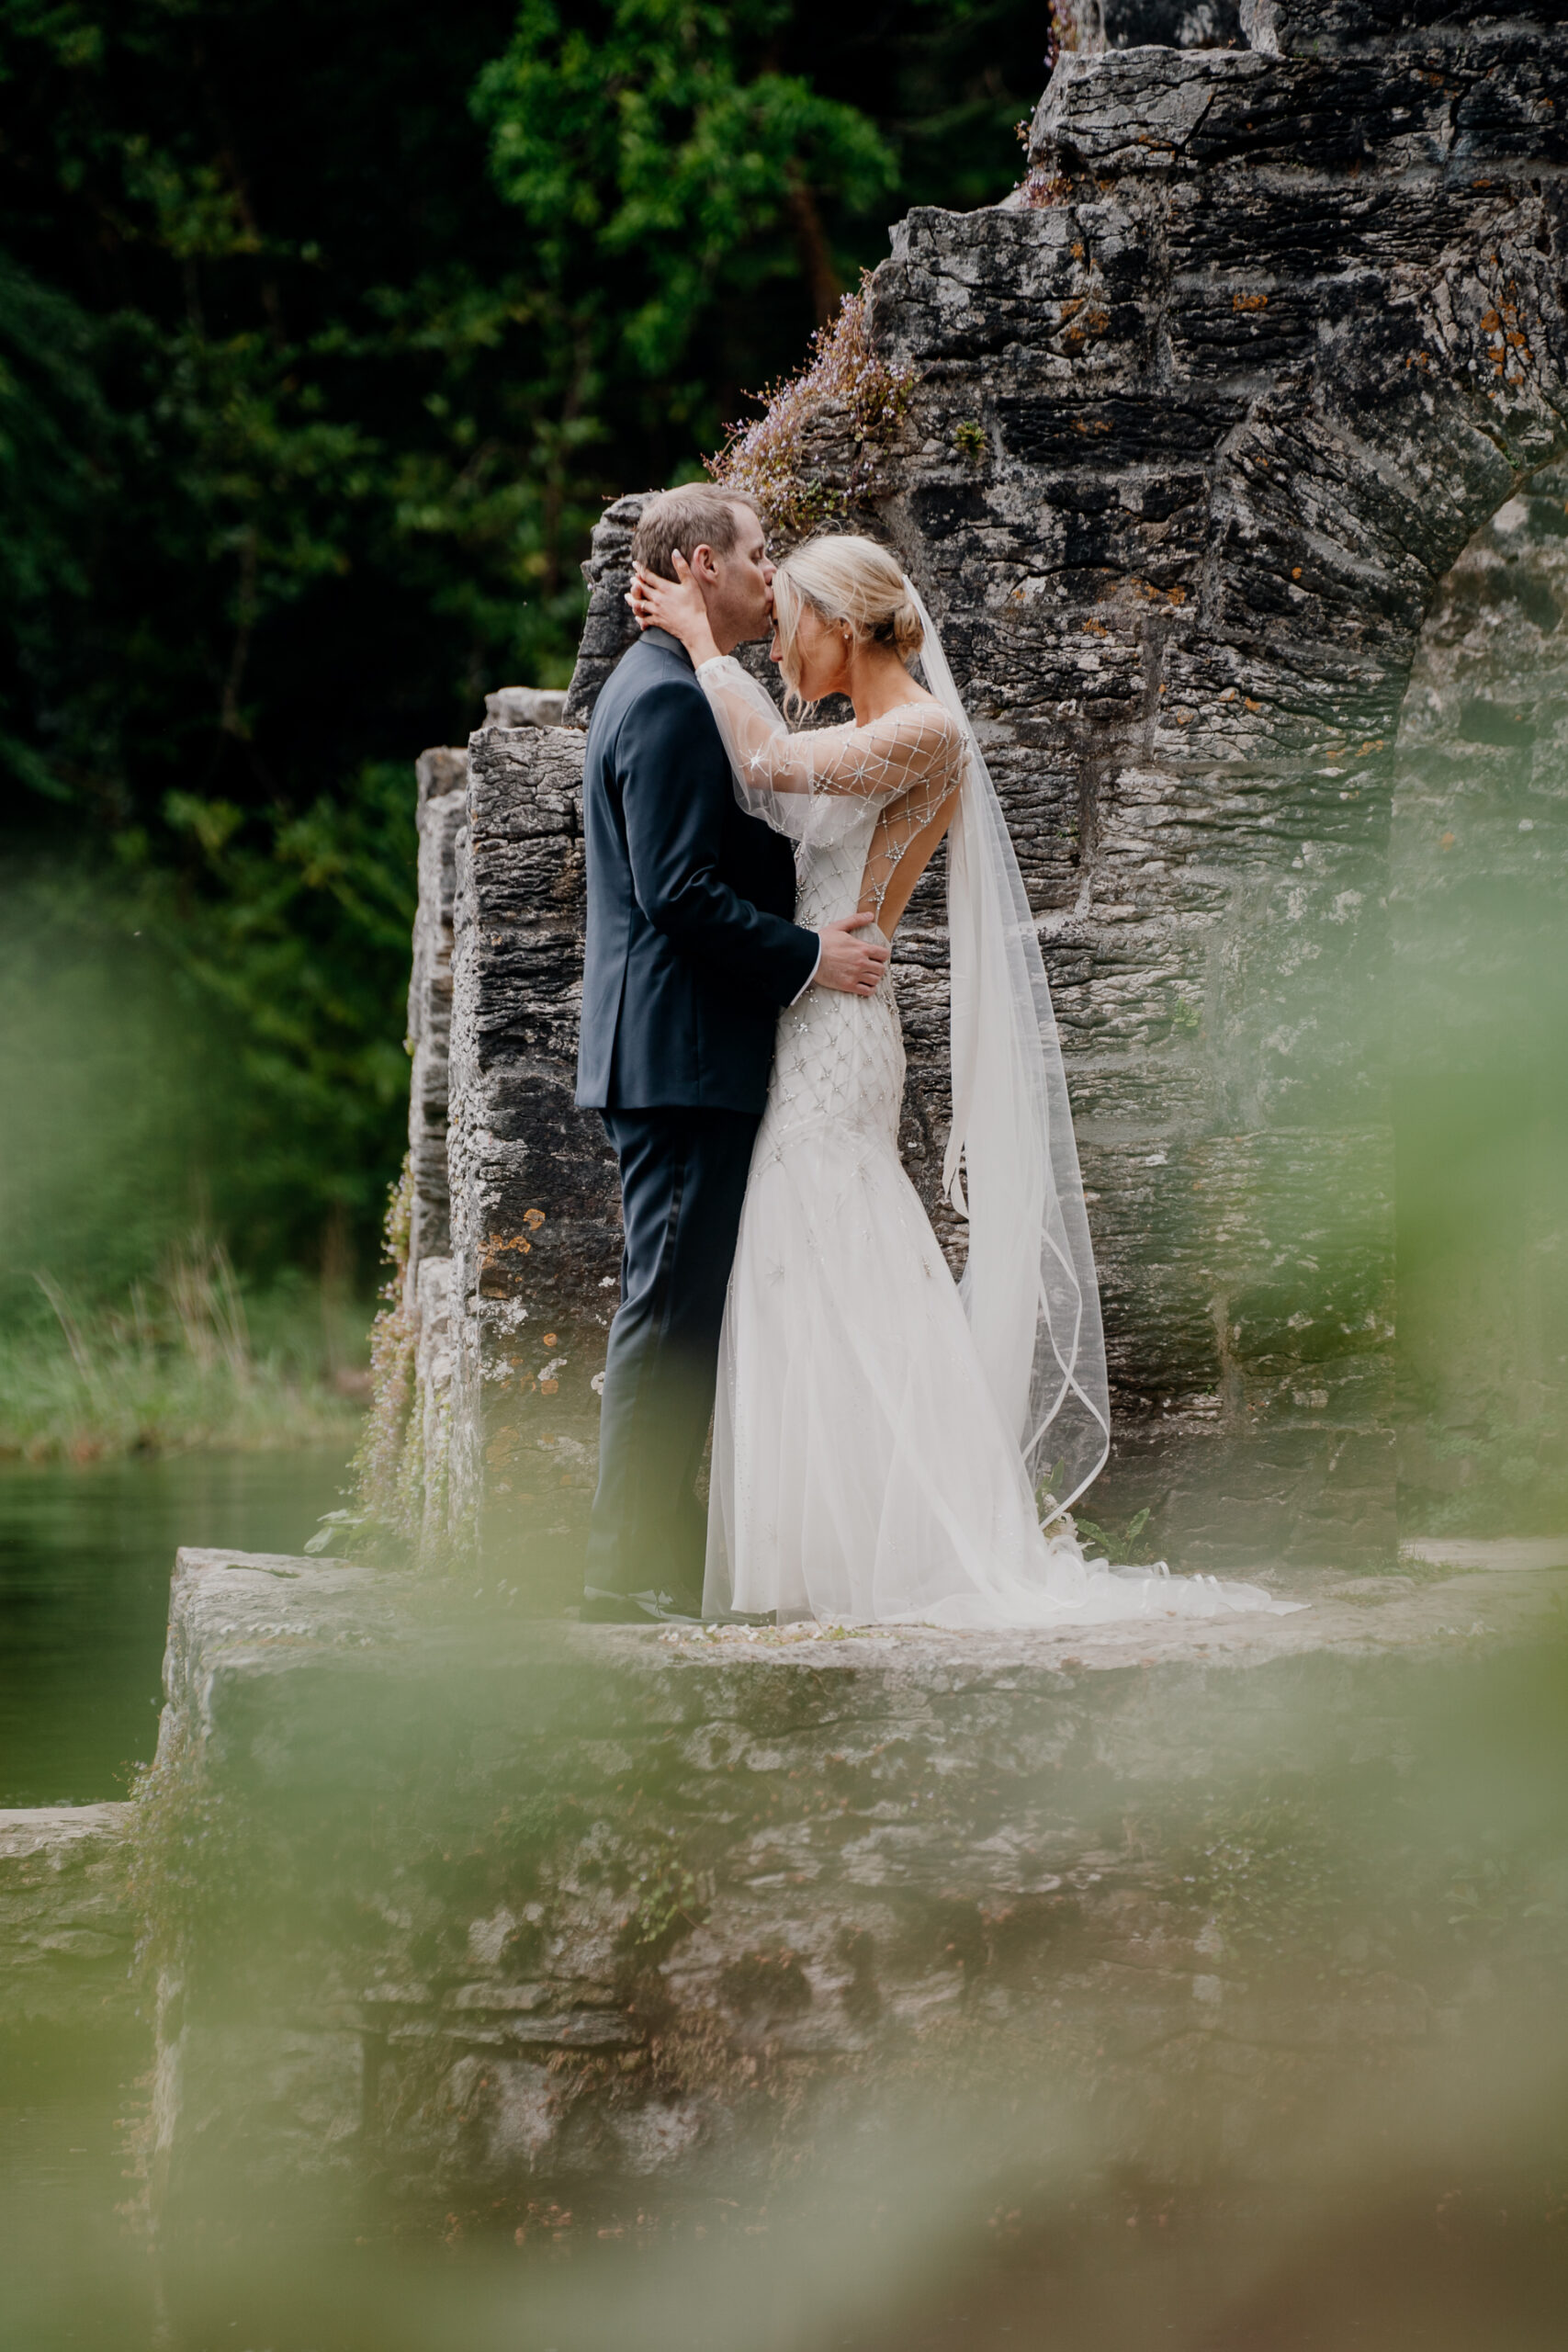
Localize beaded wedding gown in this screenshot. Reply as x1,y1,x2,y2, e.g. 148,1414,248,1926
694,641,1298,1631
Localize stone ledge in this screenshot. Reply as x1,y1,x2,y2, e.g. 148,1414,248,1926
147,1547,1568,2226
1400,1534,1568,1575
160,1542,1562,1684
0,1803,137,2029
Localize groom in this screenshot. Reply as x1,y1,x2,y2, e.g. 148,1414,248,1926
576,485,888,1622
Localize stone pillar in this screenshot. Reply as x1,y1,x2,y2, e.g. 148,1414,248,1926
446,722,615,1582
562,492,646,726
404,746,468,1306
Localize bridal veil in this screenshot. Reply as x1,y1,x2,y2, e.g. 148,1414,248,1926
904,580,1111,1518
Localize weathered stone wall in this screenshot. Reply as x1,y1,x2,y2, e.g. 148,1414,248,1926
863,0,1566,1555
429,0,1567,1570
143,1545,1568,2233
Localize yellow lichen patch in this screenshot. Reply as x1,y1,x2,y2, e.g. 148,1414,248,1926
1233,293,1269,313
1126,578,1187,607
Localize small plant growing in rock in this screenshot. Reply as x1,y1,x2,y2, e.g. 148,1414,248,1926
706,276,916,537
619,1856,706,1959
953,418,987,465
1074,1506,1155,1563
1014,165,1074,209
1045,0,1099,72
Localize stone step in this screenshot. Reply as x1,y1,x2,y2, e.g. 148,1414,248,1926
0,1804,137,2030
144,1544,1568,2232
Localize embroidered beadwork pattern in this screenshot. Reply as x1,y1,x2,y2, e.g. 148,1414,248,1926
695,655,964,933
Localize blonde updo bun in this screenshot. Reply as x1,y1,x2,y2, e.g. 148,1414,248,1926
772,535,922,706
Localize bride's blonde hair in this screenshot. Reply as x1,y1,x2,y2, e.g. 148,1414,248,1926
772,535,923,709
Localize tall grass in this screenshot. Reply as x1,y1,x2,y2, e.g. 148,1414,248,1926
0,1238,368,1463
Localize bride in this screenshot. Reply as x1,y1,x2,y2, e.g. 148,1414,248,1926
630,533,1297,1630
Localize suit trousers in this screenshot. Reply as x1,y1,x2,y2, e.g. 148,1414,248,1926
586,1106,761,1602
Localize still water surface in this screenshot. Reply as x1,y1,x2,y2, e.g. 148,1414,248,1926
0,1447,353,1804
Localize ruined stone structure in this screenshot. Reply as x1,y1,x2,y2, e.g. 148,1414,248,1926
137,1542,1568,2232
7,6,1566,2257
394,0,1567,1577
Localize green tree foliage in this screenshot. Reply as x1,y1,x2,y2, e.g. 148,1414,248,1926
473,0,896,430
0,0,1050,1292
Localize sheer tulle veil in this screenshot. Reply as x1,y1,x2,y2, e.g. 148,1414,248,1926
903,577,1111,1515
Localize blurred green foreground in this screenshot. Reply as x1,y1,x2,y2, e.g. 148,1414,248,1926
4,1598,1567,2352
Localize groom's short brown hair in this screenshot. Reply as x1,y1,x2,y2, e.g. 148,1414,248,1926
632,485,761,582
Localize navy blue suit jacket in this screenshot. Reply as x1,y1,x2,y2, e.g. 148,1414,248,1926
575,629,818,1114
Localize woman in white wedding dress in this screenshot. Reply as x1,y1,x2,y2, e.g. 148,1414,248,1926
631,535,1298,1631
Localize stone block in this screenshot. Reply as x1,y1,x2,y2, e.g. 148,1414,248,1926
143,1548,1568,2231
0,1805,136,2029
483,686,570,729
150,2020,365,2222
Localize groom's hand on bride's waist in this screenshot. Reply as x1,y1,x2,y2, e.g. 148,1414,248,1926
813,912,890,998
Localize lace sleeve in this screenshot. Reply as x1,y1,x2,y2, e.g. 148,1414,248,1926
694,653,964,846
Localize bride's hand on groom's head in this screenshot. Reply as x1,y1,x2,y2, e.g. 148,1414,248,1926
627,552,708,648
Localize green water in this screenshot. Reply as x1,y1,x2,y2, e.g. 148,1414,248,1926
0,1447,354,1805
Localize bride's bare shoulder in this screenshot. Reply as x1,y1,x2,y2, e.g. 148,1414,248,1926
863,688,955,732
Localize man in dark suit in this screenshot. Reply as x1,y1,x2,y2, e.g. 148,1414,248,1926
577,485,888,1621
